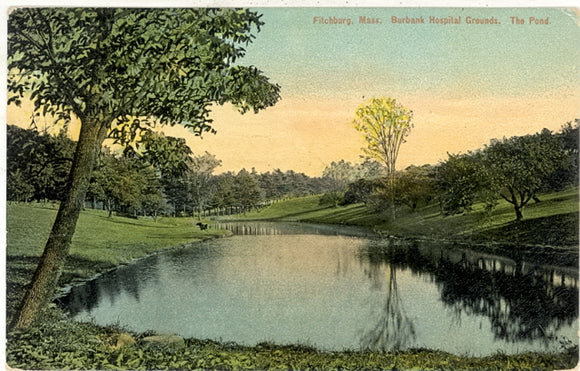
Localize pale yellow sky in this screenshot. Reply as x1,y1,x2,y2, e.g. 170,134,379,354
8,92,579,176
192,93,580,175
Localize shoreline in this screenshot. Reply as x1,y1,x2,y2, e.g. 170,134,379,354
43,221,579,370
55,230,234,300
223,216,579,268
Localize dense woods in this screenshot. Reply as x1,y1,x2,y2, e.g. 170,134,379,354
7,125,337,217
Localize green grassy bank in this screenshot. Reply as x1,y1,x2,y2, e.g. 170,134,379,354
6,201,579,370
236,187,579,264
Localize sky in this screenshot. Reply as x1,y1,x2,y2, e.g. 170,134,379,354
164,7,580,175
5,6,580,176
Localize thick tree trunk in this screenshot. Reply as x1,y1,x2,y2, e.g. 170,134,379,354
12,120,106,329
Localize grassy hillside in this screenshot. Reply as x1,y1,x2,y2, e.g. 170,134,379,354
236,188,579,250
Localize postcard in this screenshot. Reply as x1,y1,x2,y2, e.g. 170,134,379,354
4,3,579,370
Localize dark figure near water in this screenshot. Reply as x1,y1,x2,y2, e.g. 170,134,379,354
196,222,209,230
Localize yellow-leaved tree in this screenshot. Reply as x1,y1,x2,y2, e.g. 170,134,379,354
352,97,414,216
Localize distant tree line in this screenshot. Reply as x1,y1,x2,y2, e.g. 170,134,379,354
329,121,579,221
8,121,577,221
6,125,337,218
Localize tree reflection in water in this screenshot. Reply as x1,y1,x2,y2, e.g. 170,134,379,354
56,229,577,353
360,260,417,350
435,254,577,343
360,239,578,346
57,254,160,317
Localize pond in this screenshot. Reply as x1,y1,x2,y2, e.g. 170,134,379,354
57,222,578,356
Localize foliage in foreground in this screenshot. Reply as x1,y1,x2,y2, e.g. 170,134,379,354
6,313,578,371
8,6,282,329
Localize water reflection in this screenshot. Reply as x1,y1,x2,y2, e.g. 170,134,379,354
360,240,578,345
360,264,417,350
57,222,578,354
58,255,160,317
215,221,373,237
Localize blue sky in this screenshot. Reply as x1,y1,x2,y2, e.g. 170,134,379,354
241,8,580,99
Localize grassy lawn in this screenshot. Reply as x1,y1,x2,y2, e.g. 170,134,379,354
224,195,331,221
7,202,227,261
234,188,579,268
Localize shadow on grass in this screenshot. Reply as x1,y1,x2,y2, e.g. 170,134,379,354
6,256,42,323
56,254,119,289
260,205,335,220
94,215,171,229
64,254,117,273
6,255,41,266
306,205,376,223
479,212,579,247
539,192,580,204
469,212,579,267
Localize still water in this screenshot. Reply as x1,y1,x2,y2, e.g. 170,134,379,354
58,222,578,355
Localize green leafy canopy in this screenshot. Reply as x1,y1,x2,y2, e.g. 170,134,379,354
8,8,281,139
7,8,281,330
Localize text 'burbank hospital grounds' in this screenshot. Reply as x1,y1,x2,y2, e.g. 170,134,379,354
313,15,550,25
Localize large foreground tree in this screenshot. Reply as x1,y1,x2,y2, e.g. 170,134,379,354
8,8,280,329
